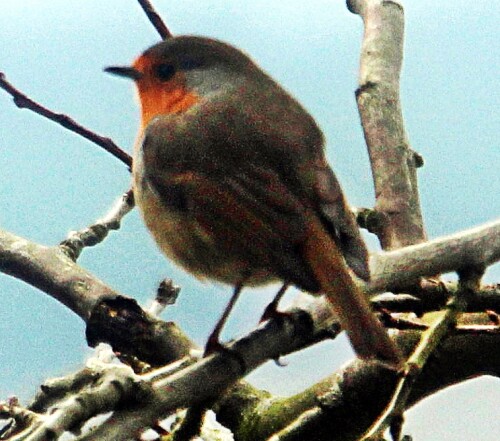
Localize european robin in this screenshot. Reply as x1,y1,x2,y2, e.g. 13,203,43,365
106,36,402,367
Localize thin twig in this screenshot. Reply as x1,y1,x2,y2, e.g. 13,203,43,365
379,312,428,331
137,0,173,39
362,268,484,440
0,398,41,440
60,189,135,260
0,72,132,169
148,278,181,317
455,325,500,335
24,365,142,441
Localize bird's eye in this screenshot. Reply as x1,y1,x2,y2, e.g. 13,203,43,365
155,63,176,81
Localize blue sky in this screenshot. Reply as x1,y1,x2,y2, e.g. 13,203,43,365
0,1,498,439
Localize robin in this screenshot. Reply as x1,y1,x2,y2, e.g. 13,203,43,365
105,36,402,367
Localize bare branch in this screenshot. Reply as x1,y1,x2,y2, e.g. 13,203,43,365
1,222,498,439
0,229,120,320
367,219,500,294
1,219,497,352
348,0,426,249
215,318,500,441
0,398,40,440
137,0,173,39
60,189,135,260
85,295,195,367
455,324,500,335
75,312,333,440
0,72,132,169
2,309,495,441
30,368,103,414
363,284,470,439
24,365,143,441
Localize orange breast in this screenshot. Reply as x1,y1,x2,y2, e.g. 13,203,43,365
132,54,200,128
138,82,199,128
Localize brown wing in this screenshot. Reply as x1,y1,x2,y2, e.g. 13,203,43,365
140,114,321,292
140,84,369,287
312,162,371,281
220,82,371,282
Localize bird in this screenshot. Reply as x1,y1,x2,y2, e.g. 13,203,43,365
105,36,402,368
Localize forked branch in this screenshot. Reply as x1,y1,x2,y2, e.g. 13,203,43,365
348,0,427,249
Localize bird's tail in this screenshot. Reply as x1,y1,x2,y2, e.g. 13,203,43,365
304,218,403,369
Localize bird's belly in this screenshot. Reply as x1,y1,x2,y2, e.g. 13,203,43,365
134,181,275,286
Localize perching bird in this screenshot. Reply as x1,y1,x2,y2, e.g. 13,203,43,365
105,36,402,367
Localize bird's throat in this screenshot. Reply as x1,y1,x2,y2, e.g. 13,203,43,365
138,85,199,128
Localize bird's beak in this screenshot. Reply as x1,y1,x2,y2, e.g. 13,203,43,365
104,66,143,80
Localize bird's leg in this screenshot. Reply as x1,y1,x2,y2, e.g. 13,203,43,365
204,282,244,356
259,282,290,323
176,285,245,440
258,283,291,367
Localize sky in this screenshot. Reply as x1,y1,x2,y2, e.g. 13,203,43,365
0,1,498,439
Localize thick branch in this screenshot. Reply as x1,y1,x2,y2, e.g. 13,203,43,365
0,72,132,168
348,0,426,249
367,219,500,293
20,313,495,441
0,229,118,320
1,219,498,439
2,314,496,441
227,322,499,441
0,228,194,365
1,219,498,348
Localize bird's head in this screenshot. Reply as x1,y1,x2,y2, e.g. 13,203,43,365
105,36,257,127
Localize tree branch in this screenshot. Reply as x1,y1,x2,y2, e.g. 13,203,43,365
367,219,500,294
137,0,173,39
1,218,498,353
228,321,499,441
1,218,499,439
0,72,132,169
76,312,500,441
348,0,427,249
60,189,135,260
2,310,497,440
1,218,498,439
363,269,483,439
0,229,118,321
